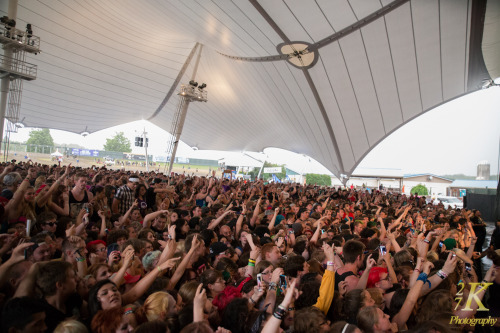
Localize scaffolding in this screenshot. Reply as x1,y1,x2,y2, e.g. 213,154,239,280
0,20,40,161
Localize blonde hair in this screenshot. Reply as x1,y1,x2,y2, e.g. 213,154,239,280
367,288,384,309
179,280,199,304
34,176,46,191
143,291,171,321
54,319,88,333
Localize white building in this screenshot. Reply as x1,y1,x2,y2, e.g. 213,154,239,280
402,174,453,196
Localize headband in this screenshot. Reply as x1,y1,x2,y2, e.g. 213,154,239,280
236,276,252,293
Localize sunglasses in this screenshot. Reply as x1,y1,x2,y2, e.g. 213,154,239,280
44,222,57,227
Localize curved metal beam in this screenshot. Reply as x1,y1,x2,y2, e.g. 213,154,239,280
148,43,199,120
219,0,410,63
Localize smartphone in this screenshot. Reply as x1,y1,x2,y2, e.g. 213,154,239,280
379,245,387,256
279,274,287,290
465,263,471,272
321,229,325,234
439,241,444,248
288,229,294,234
257,273,263,288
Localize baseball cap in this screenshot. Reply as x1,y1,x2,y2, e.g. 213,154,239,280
209,242,228,257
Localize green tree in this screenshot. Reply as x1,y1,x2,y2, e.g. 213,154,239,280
103,132,132,153
305,173,331,186
26,128,54,152
411,184,428,195
260,162,286,180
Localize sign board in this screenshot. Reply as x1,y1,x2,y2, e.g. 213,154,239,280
264,167,282,173
71,148,99,157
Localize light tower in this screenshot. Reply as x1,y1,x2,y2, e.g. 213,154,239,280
0,0,40,160
165,81,207,174
165,44,207,175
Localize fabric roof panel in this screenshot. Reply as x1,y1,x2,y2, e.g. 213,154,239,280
440,0,469,100
384,3,423,121
316,0,358,33
347,0,384,20
309,62,356,173
360,20,404,134
280,0,335,43
338,31,387,146
257,0,315,44
410,0,444,111
319,43,370,162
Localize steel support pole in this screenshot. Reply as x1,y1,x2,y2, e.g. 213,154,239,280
0,0,18,147
167,100,190,175
143,128,149,172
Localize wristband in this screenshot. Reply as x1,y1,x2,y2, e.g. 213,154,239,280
438,270,448,278
436,270,446,279
326,261,335,266
273,311,284,320
268,282,277,291
76,257,86,262
157,266,163,274
273,306,287,320
248,262,255,267
417,272,428,282
423,239,430,244
249,297,256,305
417,272,431,288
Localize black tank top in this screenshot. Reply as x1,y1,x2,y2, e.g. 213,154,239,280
69,190,89,218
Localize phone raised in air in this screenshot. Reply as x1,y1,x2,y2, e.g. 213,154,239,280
279,274,287,290
257,273,263,288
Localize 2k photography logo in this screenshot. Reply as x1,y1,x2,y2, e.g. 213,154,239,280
450,282,498,326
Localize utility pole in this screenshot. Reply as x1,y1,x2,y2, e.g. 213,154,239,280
142,127,149,172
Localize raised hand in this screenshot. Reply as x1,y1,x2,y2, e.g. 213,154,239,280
442,252,458,275
8,241,34,264
422,261,434,275
194,283,207,307
365,254,376,270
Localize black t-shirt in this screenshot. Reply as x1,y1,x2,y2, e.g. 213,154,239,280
146,187,157,211
41,293,83,332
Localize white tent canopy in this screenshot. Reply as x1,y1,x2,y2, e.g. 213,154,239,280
219,154,263,168
1,0,498,179
50,150,63,157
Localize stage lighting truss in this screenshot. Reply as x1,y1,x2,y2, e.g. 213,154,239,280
178,82,207,102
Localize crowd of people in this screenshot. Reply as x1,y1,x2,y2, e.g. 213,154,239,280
0,160,498,333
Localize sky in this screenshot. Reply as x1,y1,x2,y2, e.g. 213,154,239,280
7,86,500,179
